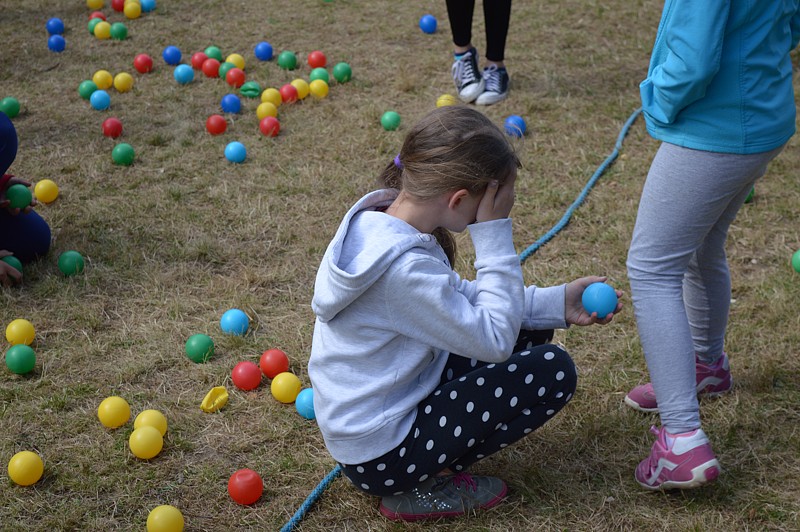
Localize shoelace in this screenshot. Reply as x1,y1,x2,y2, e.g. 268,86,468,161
641,425,664,473
450,472,478,493
453,54,478,85
483,65,503,93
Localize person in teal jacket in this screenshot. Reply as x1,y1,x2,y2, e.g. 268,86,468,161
624,2,800,490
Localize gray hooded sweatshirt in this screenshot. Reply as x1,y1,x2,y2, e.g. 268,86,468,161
308,189,567,465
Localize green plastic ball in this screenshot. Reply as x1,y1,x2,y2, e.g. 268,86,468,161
6,344,35,375
380,111,401,131
744,186,755,204
1,255,23,275
110,22,128,40
0,97,20,118
204,46,223,62
88,18,102,35
58,250,85,276
218,61,236,80
112,143,135,166
6,184,32,209
277,51,297,70
240,81,261,98
333,62,352,83
792,249,800,273
78,80,98,100
185,334,214,363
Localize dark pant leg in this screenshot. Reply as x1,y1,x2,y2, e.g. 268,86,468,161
446,0,476,47
0,210,52,262
483,0,512,61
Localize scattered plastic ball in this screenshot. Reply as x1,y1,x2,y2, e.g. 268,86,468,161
34,179,59,203
1,255,23,275
218,61,235,80
228,469,263,505
174,64,194,85
220,308,249,335
381,111,401,131
113,72,134,93
279,83,298,104
232,361,262,391
220,94,241,113
90,90,111,110
58,250,85,276
271,372,302,403
88,18,102,35
48,35,66,53
190,52,208,70
309,79,329,99
260,88,281,107
97,396,131,428
110,22,128,40
256,102,278,121
332,62,352,83
206,114,227,135
204,45,223,61
86,0,104,9
201,58,220,78
307,50,327,69
78,80,98,100
309,67,329,84
89,11,106,21
295,388,315,420
6,184,32,209
146,505,184,532
46,17,65,35
224,141,247,164
792,249,800,273
259,117,280,137
7,451,44,486
129,425,163,459
419,14,437,34
436,94,457,107
93,69,113,89
124,1,141,19
226,53,245,70
290,79,309,99
277,50,297,70
503,115,526,138
0,97,20,118
94,20,111,39
5,344,35,374
162,45,181,65
200,386,228,413
254,41,273,61
112,143,135,165
744,186,755,204
225,67,245,88
111,0,124,11
134,409,168,436
102,117,123,138
134,53,154,73
185,334,214,363
5,318,34,345
140,0,157,13
581,282,618,319
259,348,289,378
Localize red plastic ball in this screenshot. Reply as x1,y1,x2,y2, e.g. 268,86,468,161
202,58,220,78
225,67,246,88
206,114,227,135
111,0,125,12
89,11,106,21
228,469,263,505
259,348,289,378
102,117,123,138
259,117,281,137
307,50,327,69
279,83,298,104
134,54,153,74
231,361,262,391
191,52,208,70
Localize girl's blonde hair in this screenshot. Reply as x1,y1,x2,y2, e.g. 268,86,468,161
379,105,521,264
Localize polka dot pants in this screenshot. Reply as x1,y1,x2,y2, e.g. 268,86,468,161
341,330,577,497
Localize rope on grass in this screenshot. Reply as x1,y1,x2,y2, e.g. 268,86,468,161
281,107,643,531
518,107,643,264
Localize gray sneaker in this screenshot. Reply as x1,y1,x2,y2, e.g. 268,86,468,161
451,48,485,103
379,472,507,521
475,65,510,105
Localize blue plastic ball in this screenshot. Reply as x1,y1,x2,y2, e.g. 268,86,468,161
254,41,273,61
581,282,618,319
162,45,182,65
224,141,247,164
48,34,66,53
504,115,527,138
220,308,249,335
89,90,111,111
419,14,437,34
220,94,241,114
140,0,157,12
46,17,65,35
173,64,194,84
295,388,315,420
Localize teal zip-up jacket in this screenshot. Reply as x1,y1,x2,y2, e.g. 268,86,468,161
640,1,800,154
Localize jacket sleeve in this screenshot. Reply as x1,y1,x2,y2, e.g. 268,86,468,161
639,1,731,124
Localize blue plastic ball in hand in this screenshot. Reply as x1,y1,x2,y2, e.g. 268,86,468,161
504,115,526,138
295,388,316,420
48,35,66,52
173,64,194,84
581,282,618,319
220,308,249,335
220,94,241,114
90,90,111,110
254,41,273,61
162,45,182,65
46,18,65,35
225,141,247,163
419,14,437,34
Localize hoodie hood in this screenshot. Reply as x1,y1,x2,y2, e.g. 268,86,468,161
312,189,441,322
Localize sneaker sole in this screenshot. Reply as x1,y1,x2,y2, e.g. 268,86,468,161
475,92,508,106
458,80,485,103
624,377,733,413
636,459,721,491
623,395,659,413
378,484,508,521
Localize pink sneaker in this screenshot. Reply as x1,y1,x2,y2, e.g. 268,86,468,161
624,353,733,412
635,426,720,490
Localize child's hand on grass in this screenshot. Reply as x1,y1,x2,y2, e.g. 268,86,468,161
0,250,22,286
564,276,623,326
0,177,36,215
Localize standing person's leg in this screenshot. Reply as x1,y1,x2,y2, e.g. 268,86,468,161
475,0,512,105
446,0,485,102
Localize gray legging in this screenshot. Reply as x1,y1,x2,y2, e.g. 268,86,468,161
626,142,784,433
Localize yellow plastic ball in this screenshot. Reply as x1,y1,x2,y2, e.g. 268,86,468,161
94,21,111,40
436,94,457,107
6,319,35,346
93,70,114,90
270,372,302,403
290,79,310,100
124,2,141,19
309,79,329,99
129,426,164,459
34,179,59,204
125,0,141,4
113,72,134,93
87,0,104,9
226,53,245,70
8,451,44,486
256,102,278,121
97,396,131,428
261,88,282,107
147,505,184,532
134,409,168,436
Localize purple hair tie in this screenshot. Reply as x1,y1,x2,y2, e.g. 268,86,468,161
393,154,403,169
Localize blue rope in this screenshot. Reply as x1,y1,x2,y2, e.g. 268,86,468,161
518,107,642,264
280,107,642,531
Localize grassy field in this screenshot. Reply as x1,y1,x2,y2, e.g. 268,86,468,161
2,0,799,530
